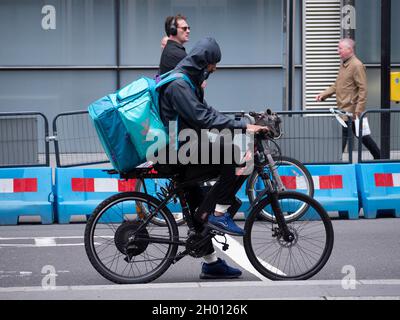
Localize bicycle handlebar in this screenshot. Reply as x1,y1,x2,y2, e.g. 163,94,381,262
247,108,282,139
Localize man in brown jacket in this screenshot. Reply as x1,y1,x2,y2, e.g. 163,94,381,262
316,38,380,159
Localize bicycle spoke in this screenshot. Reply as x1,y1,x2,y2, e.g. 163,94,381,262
85,193,179,284
244,192,333,280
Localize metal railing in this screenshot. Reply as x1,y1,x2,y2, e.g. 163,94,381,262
53,111,108,168
358,109,400,163
224,110,353,164
2,109,399,168
0,112,50,168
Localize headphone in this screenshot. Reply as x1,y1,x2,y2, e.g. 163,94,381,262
169,17,177,36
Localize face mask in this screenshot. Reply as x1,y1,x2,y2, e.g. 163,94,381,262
202,70,210,82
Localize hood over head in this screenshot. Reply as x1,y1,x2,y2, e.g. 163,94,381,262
175,37,221,86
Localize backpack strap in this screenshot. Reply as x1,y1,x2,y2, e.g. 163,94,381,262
155,72,195,91
155,70,173,84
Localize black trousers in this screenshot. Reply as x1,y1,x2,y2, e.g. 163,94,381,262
156,136,248,256
342,122,381,160
176,164,245,256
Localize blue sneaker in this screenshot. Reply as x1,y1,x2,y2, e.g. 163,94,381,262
207,213,245,236
200,258,242,279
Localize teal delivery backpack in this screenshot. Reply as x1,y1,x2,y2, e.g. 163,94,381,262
88,93,140,173
88,73,194,173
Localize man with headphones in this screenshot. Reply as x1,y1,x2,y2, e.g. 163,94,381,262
159,14,190,75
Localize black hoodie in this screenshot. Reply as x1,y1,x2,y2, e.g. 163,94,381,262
159,37,247,133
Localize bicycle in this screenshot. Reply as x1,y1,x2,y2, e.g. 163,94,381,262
134,109,314,224
84,124,334,284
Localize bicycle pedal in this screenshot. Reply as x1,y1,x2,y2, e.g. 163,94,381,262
210,229,225,236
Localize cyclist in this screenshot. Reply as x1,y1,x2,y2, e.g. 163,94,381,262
157,37,268,279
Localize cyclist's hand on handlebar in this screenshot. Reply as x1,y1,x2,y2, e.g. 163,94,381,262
246,124,270,134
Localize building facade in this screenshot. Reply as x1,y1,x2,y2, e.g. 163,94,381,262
0,0,399,126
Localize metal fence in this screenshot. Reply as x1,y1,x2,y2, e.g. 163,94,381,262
358,109,400,163
1,109,399,168
53,111,108,167
276,111,351,164
0,112,50,167
225,110,352,164
52,110,354,167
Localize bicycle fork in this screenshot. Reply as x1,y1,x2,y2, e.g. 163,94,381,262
266,153,286,192
269,191,295,243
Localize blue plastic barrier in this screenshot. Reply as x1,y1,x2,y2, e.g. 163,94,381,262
356,163,400,219
265,164,359,220
236,183,251,214
0,167,53,225
55,168,137,223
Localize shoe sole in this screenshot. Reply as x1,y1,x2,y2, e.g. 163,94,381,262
199,273,242,280
206,222,245,237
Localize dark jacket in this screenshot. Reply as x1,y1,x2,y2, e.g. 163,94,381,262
159,37,247,133
159,40,187,75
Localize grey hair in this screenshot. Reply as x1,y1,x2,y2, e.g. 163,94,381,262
340,38,355,50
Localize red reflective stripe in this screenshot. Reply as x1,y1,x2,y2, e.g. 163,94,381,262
281,176,297,189
319,175,343,189
71,178,95,192
374,173,394,187
118,179,136,192
13,178,37,192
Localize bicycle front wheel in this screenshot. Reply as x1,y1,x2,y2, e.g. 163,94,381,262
246,156,314,221
84,192,179,284
244,192,334,280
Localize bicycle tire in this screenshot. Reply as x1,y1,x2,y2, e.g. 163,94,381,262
243,191,334,280
135,179,186,226
85,192,179,284
246,155,314,221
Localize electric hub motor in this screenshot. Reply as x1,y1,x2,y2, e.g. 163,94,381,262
114,221,150,260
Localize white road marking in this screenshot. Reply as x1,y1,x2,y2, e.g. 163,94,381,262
1,234,286,280
212,235,287,281
34,237,56,247
0,236,83,240
0,244,38,248
0,236,85,248
0,270,68,279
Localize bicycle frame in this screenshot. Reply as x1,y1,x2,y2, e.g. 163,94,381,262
123,133,295,256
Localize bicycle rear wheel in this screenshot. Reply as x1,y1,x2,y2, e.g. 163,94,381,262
244,191,334,280
84,192,179,284
246,156,314,221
